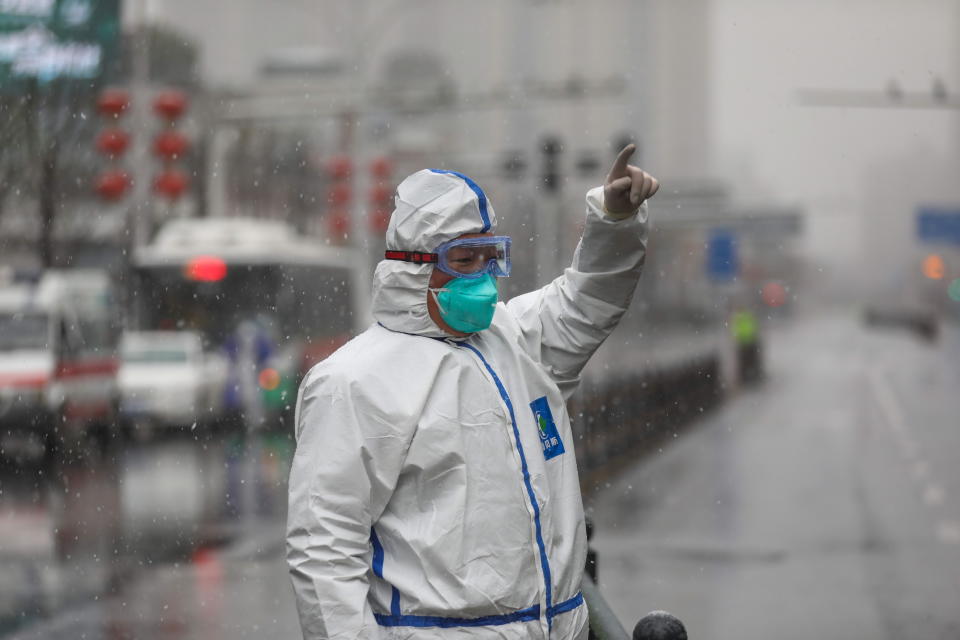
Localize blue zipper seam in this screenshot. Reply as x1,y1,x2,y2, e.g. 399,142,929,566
459,342,553,625
370,527,401,616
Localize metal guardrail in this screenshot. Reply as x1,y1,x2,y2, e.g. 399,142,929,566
572,353,723,494
575,354,717,638
582,572,630,640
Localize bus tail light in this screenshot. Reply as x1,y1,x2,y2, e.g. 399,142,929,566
185,256,227,282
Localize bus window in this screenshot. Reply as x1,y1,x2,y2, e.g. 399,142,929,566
135,265,281,348
278,265,354,342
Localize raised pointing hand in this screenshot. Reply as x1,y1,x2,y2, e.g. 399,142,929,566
603,144,659,216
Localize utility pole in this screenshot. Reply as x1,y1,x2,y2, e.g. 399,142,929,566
20,75,60,269
507,0,539,291
38,141,57,268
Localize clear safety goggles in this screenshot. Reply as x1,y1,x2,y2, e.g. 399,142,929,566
384,235,512,279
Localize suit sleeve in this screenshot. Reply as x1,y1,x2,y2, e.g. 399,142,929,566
286,365,413,640
505,186,648,398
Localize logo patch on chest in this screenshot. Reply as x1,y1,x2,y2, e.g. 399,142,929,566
529,396,565,460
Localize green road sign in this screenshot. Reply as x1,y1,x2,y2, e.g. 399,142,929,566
0,0,120,90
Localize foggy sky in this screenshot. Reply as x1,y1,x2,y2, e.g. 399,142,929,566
138,0,960,287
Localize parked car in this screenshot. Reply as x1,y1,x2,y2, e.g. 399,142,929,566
863,304,939,342
117,331,228,432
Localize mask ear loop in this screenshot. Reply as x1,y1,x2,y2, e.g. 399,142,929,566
428,287,450,316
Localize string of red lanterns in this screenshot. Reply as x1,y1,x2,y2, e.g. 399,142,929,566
152,89,190,200
93,87,191,202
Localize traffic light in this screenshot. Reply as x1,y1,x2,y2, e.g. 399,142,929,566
922,253,946,280
540,136,563,194
501,150,527,181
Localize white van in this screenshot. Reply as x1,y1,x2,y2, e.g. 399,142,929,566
117,330,229,430
0,270,120,452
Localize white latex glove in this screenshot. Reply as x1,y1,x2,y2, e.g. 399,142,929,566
603,144,659,219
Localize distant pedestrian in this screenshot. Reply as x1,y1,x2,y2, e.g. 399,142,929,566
287,145,658,639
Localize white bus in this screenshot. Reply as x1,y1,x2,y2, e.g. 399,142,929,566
130,218,369,426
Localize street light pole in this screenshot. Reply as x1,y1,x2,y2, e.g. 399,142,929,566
348,0,424,284
129,0,153,251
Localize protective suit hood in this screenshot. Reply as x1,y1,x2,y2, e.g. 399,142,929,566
371,169,498,338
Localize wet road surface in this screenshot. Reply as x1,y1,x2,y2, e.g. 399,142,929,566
0,429,296,639
588,309,960,639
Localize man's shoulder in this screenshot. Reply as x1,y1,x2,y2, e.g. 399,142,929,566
303,324,454,389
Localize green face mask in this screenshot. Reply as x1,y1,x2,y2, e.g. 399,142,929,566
430,274,498,333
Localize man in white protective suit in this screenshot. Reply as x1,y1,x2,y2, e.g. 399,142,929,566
287,144,659,640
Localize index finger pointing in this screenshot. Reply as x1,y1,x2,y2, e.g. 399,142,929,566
607,144,636,180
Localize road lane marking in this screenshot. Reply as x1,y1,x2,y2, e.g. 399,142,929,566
869,368,918,456
869,369,906,434
869,368,957,546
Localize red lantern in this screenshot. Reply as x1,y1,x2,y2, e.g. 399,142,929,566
154,168,189,199
327,183,352,206
368,181,393,233
95,170,131,200
369,208,391,233
368,183,393,205
97,89,130,118
95,128,131,156
369,156,392,179
153,90,188,120
328,210,350,241
326,155,353,180
153,130,190,160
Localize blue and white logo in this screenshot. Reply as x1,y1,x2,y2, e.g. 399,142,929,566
529,396,564,461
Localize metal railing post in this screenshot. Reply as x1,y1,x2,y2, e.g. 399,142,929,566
632,611,688,640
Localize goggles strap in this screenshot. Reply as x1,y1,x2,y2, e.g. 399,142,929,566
384,250,438,264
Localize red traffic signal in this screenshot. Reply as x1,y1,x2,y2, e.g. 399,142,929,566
95,128,131,156
153,89,188,120
153,130,190,160
97,89,130,118
94,170,131,200
154,168,189,199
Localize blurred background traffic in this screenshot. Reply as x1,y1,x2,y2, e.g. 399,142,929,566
1,1,959,638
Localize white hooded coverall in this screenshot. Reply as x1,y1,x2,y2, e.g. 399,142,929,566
287,169,648,640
